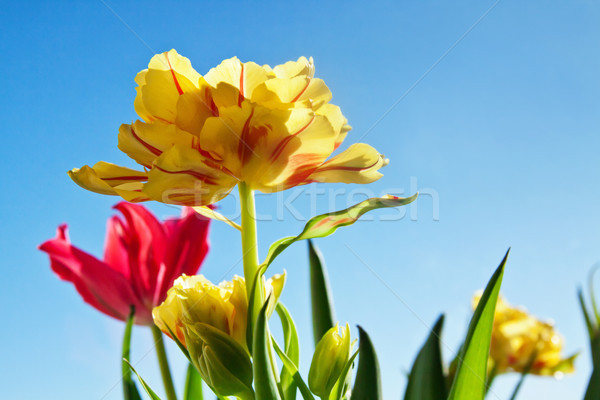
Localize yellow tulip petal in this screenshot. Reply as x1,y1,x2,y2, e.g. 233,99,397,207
272,56,314,79
143,145,237,206
139,50,202,123
133,70,153,122
68,162,149,202
174,87,217,136
118,121,196,167
315,103,351,148
305,143,385,184
204,58,269,104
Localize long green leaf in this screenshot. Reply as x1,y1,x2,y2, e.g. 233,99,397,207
276,303,300,400
122,307,142,400
184,363,203,400
584,333,600,400
579,288,595,341
350,326,382,400
272,339,316,400
308,240,336,346
253,296,282,400
447,250,509,400
262,194,418,270
125,360,163,400
403,315,447,400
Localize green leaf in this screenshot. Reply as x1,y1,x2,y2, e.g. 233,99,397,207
308,240,336,346
122,307,142,400
350,326,382,400
578,288,595,342
272,338,316,400
184,363,203,400
447,249,509,400
403,315,447,400
124,359,163,400
253,296,282,400
262,194,418,270
276,303,300,400
584,333,600,400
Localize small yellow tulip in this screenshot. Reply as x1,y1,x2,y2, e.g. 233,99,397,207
308,323,352,398
473,292,576,376
70,50,386,206
153,273,285,350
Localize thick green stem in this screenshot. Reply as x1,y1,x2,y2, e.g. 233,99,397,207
151,326,178,400
239,182,265,321
239,182,260,291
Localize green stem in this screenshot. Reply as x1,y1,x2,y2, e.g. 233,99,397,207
239,182,260,292
508,371,528,400
239,182,265,319
151,326,178,400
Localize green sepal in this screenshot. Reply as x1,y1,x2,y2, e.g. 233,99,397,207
330,349,359,400
184,323,254,399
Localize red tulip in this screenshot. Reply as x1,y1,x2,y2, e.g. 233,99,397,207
39,202,210,325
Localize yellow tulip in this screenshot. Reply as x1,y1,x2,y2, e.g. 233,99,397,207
70,50,386,206
473,292,576,376
152,272,285,351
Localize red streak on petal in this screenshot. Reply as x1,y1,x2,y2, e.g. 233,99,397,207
291,77,311,103
154,165,218,186
103,176,147,181
317,158,381,173
269,114,315,162
131,126,161,156
165,51,184,95
238,63,245,107
237,108,255,165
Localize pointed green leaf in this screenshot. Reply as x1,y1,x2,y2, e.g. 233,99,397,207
276,303,300,400
578,288,595,341
183,363,203,400
122,307,142,400
308,240,336,346
253,296,282,400
272,338,316,400
447,250,509,400
262,194,418,270
350,326,382,400
124,360,163,400
403,315,447,400
584,333,600,400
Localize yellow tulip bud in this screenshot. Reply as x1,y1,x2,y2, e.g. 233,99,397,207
473,292,576,376
308,323,352,398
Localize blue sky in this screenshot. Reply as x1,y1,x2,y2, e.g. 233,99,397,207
1,1,599,399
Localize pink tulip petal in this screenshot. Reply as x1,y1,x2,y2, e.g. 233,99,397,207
154,207,210,304
39,225,152,324
113,202,166,301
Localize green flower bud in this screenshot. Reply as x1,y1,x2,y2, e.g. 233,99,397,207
308,323,352,398
183,322,254,400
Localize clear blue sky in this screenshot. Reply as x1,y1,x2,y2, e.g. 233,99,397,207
2,1,599,399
